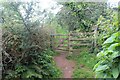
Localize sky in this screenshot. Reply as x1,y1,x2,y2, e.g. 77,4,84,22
0,0,120,15
38,0,120,14
39,0,62,14
38,0,120,10
107,0,120,7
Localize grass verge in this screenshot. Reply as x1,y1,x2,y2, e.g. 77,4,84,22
66,47,97,78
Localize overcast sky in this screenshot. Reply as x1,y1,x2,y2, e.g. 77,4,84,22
0,0,120,14
108,0,120,7
38,0,120,14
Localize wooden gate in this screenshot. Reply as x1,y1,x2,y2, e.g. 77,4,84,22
50,34,69,53
50,31,97,54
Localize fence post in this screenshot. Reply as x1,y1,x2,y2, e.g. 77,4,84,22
50,34,54,50
50,34,52,49
52,35,55,50
68,31,72,54
93,26,98,53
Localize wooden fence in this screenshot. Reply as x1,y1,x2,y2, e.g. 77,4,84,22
50,31,97,54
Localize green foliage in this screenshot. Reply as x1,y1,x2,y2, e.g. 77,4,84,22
97,11,119,45
57,2,107,31
46,17,68,34
94,5,120,79
94,31,120,78
2,2,61,79
5,49,61,79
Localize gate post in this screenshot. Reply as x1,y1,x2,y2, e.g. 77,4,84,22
68,31,72,54
50,34,54,50
93,26,98,53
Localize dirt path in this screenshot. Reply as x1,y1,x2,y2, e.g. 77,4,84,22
54,52,75,78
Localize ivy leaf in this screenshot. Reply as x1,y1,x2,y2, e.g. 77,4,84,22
112,67,119,78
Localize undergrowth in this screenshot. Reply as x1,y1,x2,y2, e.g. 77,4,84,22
4,49,61,79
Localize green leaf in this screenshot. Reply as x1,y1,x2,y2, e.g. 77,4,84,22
95,72,104,78
23,69,42,78
108,43,119,50
95,65,109,72
15,64,26,73
112,67,119,78
97,51,104,58
103,35,115,44
103,32,120,45
111,51,119,59
119,64,120,72
93,61,101,70
104,73,112,78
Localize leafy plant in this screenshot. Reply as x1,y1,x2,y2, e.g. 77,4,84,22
4,49,61,79
94,31,120,78
97,11,119,45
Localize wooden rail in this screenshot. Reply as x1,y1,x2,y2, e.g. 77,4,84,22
50,31,96,54
50,34,69,36
70,38,93,41
70,43,91,46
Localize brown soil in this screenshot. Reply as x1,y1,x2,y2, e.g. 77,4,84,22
54,52,75,78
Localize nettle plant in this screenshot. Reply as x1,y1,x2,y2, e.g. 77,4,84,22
94,31,120,78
